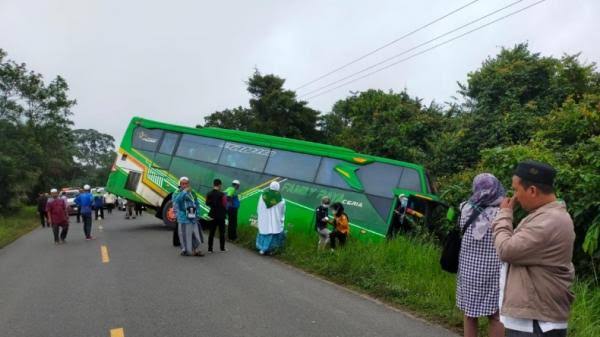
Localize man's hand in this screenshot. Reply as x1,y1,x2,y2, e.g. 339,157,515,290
500,197,516,210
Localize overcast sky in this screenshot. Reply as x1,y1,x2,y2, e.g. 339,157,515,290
1,0,599,144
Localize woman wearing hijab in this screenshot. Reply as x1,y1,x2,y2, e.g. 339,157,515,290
256,181,286,255
456,173,506,337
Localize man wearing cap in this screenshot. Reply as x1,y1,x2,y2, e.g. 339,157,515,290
492,160,575,337
256,181,286,255
173,177,203,256
46,189,69,244
225,180,241,241
75,184,95,240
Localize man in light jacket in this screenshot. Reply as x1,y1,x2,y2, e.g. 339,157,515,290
493,160,575,337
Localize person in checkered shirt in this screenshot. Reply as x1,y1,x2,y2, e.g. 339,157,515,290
456,173,506,337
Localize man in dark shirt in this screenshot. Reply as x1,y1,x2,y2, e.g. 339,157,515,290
36,192,48,228
206,179,227,252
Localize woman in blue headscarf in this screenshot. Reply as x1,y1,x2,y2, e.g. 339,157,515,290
456,173,506,337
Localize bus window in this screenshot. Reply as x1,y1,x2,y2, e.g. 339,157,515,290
132,127,163,152
158,132,179,155
356,162,403,198
314,158,350,190
175,135,224,163
264,150,321,182
218,142,270,173
398,168,422,192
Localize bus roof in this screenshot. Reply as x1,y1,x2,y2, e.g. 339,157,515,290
129,117,426,171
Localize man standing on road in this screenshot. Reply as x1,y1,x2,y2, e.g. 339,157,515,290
225,179,241,241
75,188,83,223
36,192,48,228
493,160,575,337
93,190,104,220
75,184,95,240
173,177,203,256
46,188,69,244
206,179,227,253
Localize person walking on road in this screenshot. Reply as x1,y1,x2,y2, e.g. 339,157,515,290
93,191,104,220
256,181,286,255
206,179,227,253
456,173,506,337
134,202,143,217
46,188,69,244
104,193,116,214
173,177,203,256
125,199,136,219
36,192,48,228
225,179,241,241
493,160,575,337
75,188,83,223
328,202,349,249
75,184,94,240
315,196,331,250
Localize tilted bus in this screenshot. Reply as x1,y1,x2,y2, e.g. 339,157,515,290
106,117,445,239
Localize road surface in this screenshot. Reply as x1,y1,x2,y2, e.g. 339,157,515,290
0,211,457,337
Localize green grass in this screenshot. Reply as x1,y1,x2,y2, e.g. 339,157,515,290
237,225,600,336
0,207,39,248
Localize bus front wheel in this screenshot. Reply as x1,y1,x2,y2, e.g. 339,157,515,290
162,200,177,228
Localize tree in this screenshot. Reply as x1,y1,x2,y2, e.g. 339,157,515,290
455,43,600,165
320,89,446,166
0,49,77,211
71,129,116,187
203,70,321,141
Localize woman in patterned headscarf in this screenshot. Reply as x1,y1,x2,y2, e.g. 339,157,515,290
256,181,286,255
456,173,506,337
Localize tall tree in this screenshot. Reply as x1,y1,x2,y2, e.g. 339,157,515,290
0,49,77,210
320,89,445,166
203,70,321,141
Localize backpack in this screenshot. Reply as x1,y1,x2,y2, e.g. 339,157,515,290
440,204,482,273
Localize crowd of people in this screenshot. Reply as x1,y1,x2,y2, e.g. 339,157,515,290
37,159,576,337
455,160,575,337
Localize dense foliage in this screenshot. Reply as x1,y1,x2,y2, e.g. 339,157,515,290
203,44,600,278
0,49,115,212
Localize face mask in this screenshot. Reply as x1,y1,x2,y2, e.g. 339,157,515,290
322,203,330,208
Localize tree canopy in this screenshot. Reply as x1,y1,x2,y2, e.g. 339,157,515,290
0,49,115,210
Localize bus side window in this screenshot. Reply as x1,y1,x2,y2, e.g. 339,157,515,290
132,127,163,152
398,168,422,192
264,150,321,182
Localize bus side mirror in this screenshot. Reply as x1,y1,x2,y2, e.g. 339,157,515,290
446,207,456,222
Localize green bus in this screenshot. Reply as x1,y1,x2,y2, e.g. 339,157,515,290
106,117,445,239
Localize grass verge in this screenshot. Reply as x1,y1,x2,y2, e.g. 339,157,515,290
0,207,39,249
237,225,599,337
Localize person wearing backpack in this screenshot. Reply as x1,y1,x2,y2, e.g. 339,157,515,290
75,184,95,240
328,202,349,249
456,173,506,337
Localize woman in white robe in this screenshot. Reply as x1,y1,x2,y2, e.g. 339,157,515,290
256,181,286,255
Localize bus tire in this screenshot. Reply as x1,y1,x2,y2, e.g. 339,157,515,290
162,199,177,228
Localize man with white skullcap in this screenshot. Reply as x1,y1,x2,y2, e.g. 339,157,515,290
173,176,203,256
74,184,95,240
46,188,69,244
256,181,286,255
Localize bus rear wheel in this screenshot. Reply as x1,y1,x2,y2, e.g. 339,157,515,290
162,200,177,228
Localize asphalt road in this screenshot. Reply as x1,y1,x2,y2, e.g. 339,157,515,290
0,211,457,337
